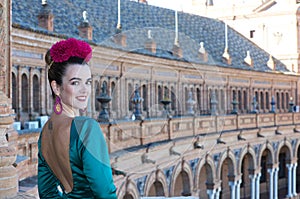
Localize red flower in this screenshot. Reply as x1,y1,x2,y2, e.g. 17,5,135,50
50,38,92,63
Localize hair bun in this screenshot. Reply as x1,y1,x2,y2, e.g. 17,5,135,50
45,50,53,66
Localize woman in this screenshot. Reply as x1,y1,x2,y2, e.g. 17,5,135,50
38,38,117,198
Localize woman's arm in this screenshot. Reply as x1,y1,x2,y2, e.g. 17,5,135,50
77,118,117,199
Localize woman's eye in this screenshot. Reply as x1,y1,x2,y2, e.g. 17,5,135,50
86,80,92,85
71,81,79,86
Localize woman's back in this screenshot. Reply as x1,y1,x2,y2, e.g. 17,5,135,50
38,116,117,198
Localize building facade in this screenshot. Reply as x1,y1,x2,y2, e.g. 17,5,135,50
4,0,300,198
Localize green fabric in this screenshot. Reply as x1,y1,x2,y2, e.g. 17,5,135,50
38,116,117,198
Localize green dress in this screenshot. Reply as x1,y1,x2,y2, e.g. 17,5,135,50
38,116,117,198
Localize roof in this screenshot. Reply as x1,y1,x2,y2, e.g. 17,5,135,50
12,0,288,72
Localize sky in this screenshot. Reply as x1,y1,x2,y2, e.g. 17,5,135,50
147,0,261,11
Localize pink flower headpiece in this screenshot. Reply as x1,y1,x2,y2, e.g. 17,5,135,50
50,38,92,63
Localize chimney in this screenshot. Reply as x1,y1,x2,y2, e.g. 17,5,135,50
244,51,253,67
198,42,208,62
172,44,183,58
222,47,231,65
145,30,156,53
139,0,148,3
37,0,54,31
78,11,93,40
267,55,275,71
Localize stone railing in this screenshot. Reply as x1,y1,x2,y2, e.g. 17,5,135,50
102,112,300,153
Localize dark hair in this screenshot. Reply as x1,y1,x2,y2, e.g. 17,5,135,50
45,50,86,99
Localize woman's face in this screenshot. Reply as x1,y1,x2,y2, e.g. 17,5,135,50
59,64,92,111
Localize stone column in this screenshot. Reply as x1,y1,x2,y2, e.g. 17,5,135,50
267,168,274,199
215,187,221,199
249,174,256,199
235,179,242,199
286,164,293,198
229,181,236,199
273,167,279,199
292,163,297,196
206,188,216,199
0,92,18,198
255,173,261,199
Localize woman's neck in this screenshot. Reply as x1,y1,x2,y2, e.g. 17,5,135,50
61,101,79,118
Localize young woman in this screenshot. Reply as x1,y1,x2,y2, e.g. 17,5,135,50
38,38,117,198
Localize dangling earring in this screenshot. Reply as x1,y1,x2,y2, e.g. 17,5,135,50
53,95,62,115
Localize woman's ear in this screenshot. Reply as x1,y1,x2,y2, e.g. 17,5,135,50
51,81,61,96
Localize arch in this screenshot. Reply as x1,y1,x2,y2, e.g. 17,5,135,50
237,145,257,175
111,81,117,111
117,179,140,199
195,155,217,199
12,72,17,111
257,141,275,167
216,149,237,180
33,74,40,113
128,83,134,111
21,73,29,112
216,149,237,199
238,146,256,199
195,155,216,189
94,80,100,111
144,169,168,197
170,160,193,197
142,84,148,111
275,140,293,164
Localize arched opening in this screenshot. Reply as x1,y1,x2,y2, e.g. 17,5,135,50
260,91,264,111
128,83,133,111
198,163,213,199
12,72,17,111
220,89,225,114
21,74,29,112
148,181,165,197
260,149,273,198
33,75,40,113
240,153,255,199
171,86,176,112
95,81,100,111
286,93,289,111
278,146,291,198
111,81,117,111
276,92,280,110
196,87,201,114
220,157,235,199
142,84,147,111
243,90,248,112
173,171,191,196
281,92,284,110
238,90,242,111
266,92,270,110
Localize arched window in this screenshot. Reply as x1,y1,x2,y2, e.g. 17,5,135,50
95,81,100,111
111,81,117,111
260,91,264,110
281,92,285,109
286,93,289,111
158,85,162,103
33,75,40,112
197,87,201,113
243,90,247,111
171,86,176,111
276,92,280,109
266,92,270,110
12,72,17,111
220,89,225,113
142,84,147,111
21,74,29,112
128,83,133,111
185,87,189,111
238,90,242,111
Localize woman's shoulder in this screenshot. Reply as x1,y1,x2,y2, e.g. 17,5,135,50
73,116,98,125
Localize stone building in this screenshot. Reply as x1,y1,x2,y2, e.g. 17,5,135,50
2,0,300,198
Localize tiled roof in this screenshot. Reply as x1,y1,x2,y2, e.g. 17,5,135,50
12,0,288,72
